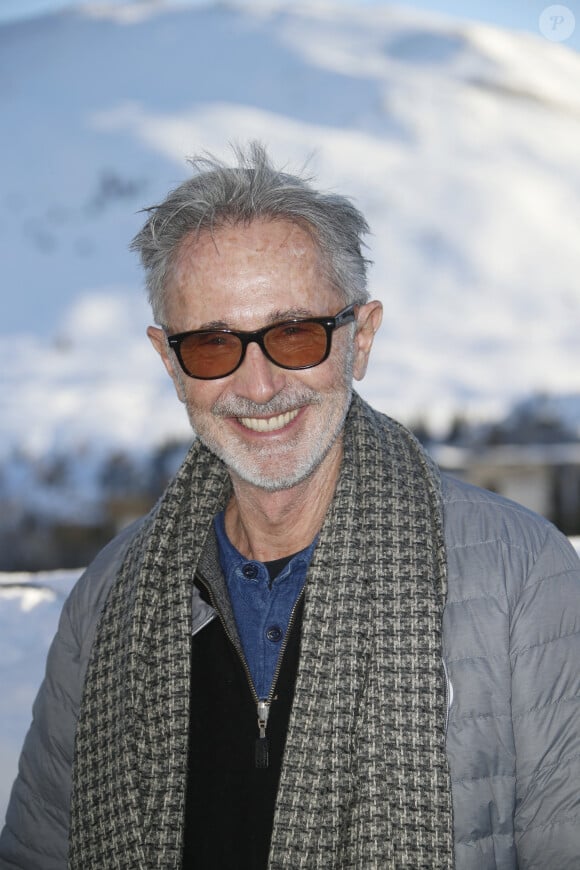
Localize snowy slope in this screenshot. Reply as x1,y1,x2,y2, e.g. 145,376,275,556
1,0,580,468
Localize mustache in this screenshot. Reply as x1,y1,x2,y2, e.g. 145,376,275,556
211,386,322,418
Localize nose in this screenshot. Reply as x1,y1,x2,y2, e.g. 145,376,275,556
233,339,285,404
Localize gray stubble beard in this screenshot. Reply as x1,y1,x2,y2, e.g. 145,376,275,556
184,345,355,492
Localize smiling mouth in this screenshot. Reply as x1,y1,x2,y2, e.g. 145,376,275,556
238,409,300,432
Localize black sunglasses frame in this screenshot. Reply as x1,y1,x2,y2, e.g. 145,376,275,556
166,304,357,380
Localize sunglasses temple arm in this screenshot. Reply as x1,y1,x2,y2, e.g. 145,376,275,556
336,304,358,327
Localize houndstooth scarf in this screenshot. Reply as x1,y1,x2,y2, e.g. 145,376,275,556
69,393,453,868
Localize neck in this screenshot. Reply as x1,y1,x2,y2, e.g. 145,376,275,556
224,438,343,561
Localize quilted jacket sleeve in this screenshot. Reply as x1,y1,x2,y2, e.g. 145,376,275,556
443,474,580,870
511,526,580,867
0,524,139,870
0,591,81,869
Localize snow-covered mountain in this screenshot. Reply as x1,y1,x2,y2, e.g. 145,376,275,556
1,0,580,457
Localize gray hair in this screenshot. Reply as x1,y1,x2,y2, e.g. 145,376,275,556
130,142,372,323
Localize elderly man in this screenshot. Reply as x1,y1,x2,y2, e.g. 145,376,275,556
1,143,579,870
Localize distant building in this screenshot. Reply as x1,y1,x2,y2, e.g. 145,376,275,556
431,442,580,536
428,394,580,536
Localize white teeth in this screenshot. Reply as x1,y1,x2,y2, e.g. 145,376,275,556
239,409,300,432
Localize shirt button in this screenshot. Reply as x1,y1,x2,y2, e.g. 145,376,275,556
266,625,283,643
242,563,259,579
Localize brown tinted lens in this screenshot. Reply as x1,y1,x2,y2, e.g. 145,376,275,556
179,332,242,377
265,321,328,368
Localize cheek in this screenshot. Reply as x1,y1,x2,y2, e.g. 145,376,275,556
321,339,355,389
170,362,188,403
183,381,224,416
288,353,352,399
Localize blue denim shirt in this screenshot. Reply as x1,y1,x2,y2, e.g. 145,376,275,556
213,512,316,700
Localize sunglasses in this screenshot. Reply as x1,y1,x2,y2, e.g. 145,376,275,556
166,304,357,380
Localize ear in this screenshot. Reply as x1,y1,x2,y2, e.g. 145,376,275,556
352,300,383,381
147,326,187,403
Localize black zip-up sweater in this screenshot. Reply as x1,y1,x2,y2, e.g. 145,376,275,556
183,574,304,869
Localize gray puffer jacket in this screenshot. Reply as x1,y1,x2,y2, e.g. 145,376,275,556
1,474,579,868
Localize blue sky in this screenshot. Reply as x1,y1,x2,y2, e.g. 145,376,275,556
1,0,578,51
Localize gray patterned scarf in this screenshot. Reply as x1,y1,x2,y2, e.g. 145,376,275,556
69,393,453,868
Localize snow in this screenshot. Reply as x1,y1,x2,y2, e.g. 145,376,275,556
1,0,580,470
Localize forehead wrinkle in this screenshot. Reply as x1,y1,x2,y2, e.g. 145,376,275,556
174,218,322,274
165,219,345,328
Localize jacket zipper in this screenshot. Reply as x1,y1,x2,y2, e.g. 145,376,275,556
196,573,306,769
256,587,306,767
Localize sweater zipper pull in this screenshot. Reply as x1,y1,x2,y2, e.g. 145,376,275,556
255,700,270,769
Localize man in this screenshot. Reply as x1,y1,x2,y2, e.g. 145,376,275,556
1,143,579,870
